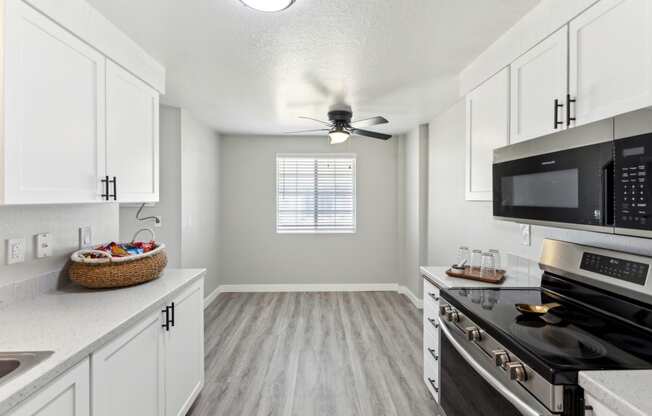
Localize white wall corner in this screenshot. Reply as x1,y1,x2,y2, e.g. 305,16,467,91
398,285,423,309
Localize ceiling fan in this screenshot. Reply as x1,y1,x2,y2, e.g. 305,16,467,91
286,107,392,144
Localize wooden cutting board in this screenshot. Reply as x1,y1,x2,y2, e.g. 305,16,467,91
445,266,506,284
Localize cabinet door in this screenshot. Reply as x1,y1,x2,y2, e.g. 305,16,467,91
92,311,164,416
465,67,510,201
164,280,204,416
569,0,652,127
510,26,568,143
8,358,89,416
106,60,160,203
4,0,106,204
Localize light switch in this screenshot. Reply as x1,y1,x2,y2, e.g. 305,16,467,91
36,233,52,258
520,224,531,246
6,238,26,265
79,226,92,249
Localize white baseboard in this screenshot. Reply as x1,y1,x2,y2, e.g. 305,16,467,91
204,283,423,310
203,285,223,309
398,285,423,309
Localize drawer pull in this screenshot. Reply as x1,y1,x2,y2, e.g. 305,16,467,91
427,318,440,329
427,347,439,361
427,377,439,393
428,293,440,302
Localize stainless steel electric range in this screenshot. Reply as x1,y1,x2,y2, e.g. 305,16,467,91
438,239,652,416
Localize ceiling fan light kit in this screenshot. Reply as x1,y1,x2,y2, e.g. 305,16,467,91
288,108,392,144
239,0,295,12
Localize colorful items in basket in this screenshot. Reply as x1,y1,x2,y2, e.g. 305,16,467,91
81,241,158,259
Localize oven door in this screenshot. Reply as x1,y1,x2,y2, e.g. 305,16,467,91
493,141,613,232
440,321,556,416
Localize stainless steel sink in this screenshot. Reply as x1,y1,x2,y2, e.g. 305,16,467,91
0,351,53,386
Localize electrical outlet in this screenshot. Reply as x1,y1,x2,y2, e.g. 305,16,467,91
36,233,52,258
6,238,26,265
79,226,92,249
154,216,163,228
520,224,531,246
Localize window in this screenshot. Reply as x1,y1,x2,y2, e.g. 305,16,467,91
276,154,356,233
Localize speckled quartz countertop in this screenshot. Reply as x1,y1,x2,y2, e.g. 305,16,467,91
580,370,652,416
0,268,205,415
420,254,542,289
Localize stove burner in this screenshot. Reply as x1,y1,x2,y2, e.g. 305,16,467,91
511,323,608,360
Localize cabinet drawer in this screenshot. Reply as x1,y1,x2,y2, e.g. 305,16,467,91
423,316,439,351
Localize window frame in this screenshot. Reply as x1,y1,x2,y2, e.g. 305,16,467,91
275,153,357,234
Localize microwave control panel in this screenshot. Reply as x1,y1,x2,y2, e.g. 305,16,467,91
616,134,652,230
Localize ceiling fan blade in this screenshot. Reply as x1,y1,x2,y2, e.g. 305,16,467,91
285,128,330,134
351,128,392,140
298,116,332,126
350,116,389,128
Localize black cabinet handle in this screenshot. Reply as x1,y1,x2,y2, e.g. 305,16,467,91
170,302,175,327
428,293,440,302
428,347,439,361
566,94,576,127
162,306,171,331
110,176,117,200
553,99,564,129
101,176,110,200
427,377,439,393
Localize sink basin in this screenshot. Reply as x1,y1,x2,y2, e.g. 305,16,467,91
0,351,53,387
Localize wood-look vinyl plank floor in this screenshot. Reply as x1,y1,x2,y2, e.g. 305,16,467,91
189,292,441,416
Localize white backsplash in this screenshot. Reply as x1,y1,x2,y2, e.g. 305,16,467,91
0,204,119,296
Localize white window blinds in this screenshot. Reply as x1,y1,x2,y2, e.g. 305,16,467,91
276,155,356,233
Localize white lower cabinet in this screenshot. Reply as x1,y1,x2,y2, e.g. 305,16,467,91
164,281,204,416
422,278,441,403
92,310,165,416
7,358,90,416
92,278,204,416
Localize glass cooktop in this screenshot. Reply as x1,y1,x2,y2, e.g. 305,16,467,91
442,285,652,384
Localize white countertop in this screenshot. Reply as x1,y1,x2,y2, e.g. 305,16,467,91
0,268,205,415
420,255,542,289
580,370,652,416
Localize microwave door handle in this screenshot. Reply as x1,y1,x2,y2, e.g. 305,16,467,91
440,322,542,416
602,162,614,226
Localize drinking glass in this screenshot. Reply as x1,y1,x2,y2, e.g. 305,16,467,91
456,246,470,267
489,249,501,271
481,252,497,277
470,249,483,271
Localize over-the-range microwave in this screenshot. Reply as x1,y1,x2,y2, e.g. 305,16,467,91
493,120,652,238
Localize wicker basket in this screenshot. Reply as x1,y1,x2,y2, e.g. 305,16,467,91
68,229,167,289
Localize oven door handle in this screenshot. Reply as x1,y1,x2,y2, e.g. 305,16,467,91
440,322,542,416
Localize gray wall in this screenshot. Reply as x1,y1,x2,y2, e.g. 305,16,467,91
0,204,119,286
180,110,221,296
219,134,399,286
120,105,221,296
427,103,652,267
121,105,182,267
398,125,429,298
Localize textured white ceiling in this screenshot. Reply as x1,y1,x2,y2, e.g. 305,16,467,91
86,0,539,135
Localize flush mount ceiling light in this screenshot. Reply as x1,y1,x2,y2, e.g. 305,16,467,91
239,0,295,12
328,127,350,145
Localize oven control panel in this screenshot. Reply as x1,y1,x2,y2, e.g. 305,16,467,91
580,252,649,286
615,134,652,231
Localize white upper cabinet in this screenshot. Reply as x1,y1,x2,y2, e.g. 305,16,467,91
510,26,568,143
466,67,510,201
3,0,106,204
569,0,652,127
106,61,159,203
